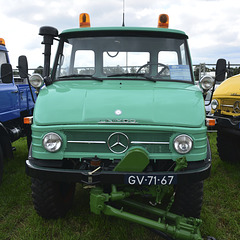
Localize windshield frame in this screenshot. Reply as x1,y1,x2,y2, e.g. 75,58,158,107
51,28,194,84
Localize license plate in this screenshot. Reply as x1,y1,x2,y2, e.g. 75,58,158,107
125,174,177,185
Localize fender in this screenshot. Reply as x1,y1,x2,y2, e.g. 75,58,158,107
0,122,13,160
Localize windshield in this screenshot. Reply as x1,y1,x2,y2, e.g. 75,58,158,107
54,36,193,82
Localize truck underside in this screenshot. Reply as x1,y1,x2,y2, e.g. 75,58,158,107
26,140,211,240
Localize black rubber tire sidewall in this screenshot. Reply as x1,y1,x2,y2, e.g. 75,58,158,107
217,129,240,163
172,181,204,218
31,178,75,219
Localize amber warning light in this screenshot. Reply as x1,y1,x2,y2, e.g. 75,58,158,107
0,38,6,46
79,13,91,28
158,14,169,28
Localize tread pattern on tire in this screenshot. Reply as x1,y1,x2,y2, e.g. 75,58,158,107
173,181,204,218
217,129,240,163
31,178,75,219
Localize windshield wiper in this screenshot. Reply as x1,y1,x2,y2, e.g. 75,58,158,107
58,74,102,81
107,73,157,82
108,73,144,77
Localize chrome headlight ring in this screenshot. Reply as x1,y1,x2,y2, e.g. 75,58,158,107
174,134,193,154
42,132,62,152
199,75,214,92
211,99,219,111
29,73,44,89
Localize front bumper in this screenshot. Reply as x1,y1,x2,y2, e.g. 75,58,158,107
26,149,211,185
213,115,240,136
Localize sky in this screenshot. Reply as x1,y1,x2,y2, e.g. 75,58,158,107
1,0,240,69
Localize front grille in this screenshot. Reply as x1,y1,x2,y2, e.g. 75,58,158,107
220,98,240,115
64,130,171,154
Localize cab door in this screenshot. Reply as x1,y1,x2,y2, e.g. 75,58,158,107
0,50,20,122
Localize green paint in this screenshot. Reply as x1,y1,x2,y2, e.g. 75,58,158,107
114,147,149,172
174,156,188,172
90,185,203,240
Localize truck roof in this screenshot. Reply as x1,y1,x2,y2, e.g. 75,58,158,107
60,27,188,39
0,43,7,52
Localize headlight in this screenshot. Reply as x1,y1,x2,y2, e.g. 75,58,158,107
199,75,214,92
211,99,219,110
29,73,44,89
43,132,62,152
174,134,193,154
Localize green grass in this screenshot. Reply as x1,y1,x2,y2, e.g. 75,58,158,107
201,133,240,239
0,134,239,240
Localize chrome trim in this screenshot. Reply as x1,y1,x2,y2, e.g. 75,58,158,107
131,141,169,145
233,101,240,113
107,132,129,154
221,104,233,107
68,140,106,144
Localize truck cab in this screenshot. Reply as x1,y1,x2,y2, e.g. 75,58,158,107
25,14,214,239
0,38,19,121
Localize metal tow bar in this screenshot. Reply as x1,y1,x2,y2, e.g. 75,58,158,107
90,186,204,240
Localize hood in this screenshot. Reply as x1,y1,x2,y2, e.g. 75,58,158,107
34,80,205,128
213,74,240,97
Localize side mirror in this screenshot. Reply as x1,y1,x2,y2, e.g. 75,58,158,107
216,58,226,82
18,55,28,79
1,63,13,84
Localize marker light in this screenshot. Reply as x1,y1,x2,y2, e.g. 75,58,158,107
199,75,214,92
0,38,6,46
24,116,33,125
158,14,169,28
29,73,44,89
206,118,216,127
79,13,91,28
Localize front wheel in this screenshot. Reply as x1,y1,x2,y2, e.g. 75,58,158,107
31,178,75,219
172,181,204,218
217,129,240,163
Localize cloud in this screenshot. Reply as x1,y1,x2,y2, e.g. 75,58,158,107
1,0,240,69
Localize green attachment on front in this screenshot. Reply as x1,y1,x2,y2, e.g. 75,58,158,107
90,186,130,215
90,185,203,240
113,147,149,172
174,156,188,172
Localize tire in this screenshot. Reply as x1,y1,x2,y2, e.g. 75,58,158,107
25,124,32,150
31,178,75,219
217,129,240,163
0,145,3,184
172,181,203,218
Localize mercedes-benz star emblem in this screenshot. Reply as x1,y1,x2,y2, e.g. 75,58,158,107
233,101,240,113
107,132,129,154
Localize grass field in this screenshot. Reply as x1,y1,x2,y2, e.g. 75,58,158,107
0,133,239,240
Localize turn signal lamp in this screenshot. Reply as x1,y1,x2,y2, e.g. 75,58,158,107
79,13,91,28
0,38,6,46
206,118,216,127
158,14,169,28
24,116,33,125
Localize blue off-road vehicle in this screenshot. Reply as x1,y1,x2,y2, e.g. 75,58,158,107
0,38,35,183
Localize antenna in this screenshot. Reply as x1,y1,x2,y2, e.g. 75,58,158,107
122,0,125,27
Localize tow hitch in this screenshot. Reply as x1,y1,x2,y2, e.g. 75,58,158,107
90,185,203,240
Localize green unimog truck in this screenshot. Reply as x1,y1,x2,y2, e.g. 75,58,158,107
24,13,215,240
